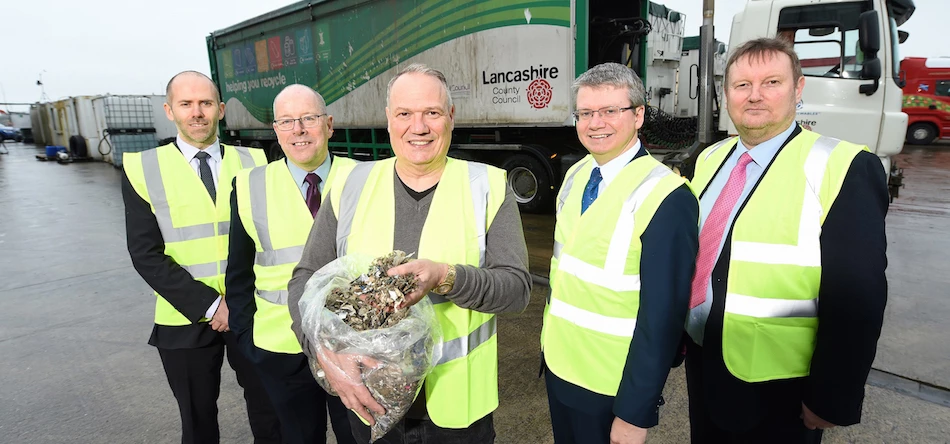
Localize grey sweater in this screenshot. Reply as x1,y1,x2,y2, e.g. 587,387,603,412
287,168,532,360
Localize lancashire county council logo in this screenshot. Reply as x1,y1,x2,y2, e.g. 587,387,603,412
527,79,553,109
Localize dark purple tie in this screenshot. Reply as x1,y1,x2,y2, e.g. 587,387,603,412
304,173,322,218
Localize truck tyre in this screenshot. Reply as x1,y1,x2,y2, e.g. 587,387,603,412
502,154,552,213
68,135,88,157
906,123,937,145
267,141,285,161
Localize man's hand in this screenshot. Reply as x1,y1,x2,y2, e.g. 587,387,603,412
318,347,385,425
610,417,647,444
801,402,836,430
386,259,449,308
210,298,229,332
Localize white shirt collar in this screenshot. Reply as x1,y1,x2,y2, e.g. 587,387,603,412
595,139,642,188
177,135,221,163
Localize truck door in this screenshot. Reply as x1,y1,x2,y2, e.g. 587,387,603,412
934,80,950,137
776,1,885,149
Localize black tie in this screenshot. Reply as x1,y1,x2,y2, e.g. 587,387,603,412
195,151,216,201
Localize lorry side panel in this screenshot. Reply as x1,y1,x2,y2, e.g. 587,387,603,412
208,0,573,131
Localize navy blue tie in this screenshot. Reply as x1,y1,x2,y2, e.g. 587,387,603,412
581,167,602,215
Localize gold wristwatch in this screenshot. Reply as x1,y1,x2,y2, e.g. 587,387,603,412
433,264,457,295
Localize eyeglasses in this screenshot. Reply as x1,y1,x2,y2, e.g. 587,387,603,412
573,106,635,122
273,114,326,131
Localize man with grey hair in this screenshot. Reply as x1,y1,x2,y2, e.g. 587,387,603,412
287,63,531,443
227,84,357,444
540,62,698,444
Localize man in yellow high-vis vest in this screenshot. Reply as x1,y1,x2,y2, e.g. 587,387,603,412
286,64,532,443
540,63,699,444
227,84,357,444
122,71,279,443
685,38,889,443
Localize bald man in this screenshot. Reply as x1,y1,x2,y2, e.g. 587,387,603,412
226,84,357,444
123,71,280,443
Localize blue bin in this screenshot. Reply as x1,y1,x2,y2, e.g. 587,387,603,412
46,146,67,157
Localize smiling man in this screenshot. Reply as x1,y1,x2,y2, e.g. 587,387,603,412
540,62,698,444
121,71,278,443
286,64,531,443
226,84,357,444
685,38,889,443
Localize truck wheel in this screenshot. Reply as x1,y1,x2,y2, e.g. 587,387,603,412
267,142,285,161
502,154,552,213
906,123,937,145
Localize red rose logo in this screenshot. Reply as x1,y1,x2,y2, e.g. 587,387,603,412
527,79,553,109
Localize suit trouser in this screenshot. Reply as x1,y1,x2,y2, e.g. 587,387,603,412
685,340,823,444
251,349,356,444
544,370,613,444
157,331,281,444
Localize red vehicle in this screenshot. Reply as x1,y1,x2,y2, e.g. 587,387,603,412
901,57,950,144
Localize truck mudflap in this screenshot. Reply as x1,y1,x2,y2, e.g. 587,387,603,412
889,161,904,202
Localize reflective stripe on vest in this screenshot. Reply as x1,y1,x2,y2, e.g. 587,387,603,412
543,153,688,396
437,316,497,365
690,130,865,383
553,165,671,293
337,162,491,268
547,297,637,337
129,143,265,326
333,157,505,428
723,136,838,319
240,157,357,352
141,149,216,243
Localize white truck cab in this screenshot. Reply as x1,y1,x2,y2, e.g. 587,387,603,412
723,0,915,198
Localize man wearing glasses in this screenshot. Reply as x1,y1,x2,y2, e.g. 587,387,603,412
540,62,698,444
226,84,357,444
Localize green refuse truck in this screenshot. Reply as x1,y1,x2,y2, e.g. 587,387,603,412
207,0,915,210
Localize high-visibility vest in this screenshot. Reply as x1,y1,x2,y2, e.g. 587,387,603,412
541,153,689,396
124,143,266,325
234,156,357,354
690,129,866,382
330,157,507,428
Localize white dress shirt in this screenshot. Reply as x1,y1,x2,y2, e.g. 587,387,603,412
593,139,642,195
176,136,225,319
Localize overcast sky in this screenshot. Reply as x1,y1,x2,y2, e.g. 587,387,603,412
1,0,943,113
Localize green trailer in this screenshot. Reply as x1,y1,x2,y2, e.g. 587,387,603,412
207,0,654,212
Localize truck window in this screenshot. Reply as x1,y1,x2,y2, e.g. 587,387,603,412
936,80,950,97
778,2,870,80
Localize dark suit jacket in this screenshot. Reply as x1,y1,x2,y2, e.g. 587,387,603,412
695,130,889,431
122,145,226,349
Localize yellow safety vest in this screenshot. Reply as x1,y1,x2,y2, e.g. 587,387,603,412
234,156,357,354
124,143,266,325
330,157,506,428
541,153,689,396
690,129,866,382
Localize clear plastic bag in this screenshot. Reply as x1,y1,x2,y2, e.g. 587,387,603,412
298,253,442,442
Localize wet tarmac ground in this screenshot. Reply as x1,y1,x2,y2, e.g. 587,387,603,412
1,141,948,443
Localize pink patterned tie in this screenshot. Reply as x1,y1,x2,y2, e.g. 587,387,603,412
689,152,754,309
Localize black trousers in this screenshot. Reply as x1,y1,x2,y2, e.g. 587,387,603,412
685,340,823,444
347,411,495,444
252,350,356,444
157,331,281,444
544,370,614,444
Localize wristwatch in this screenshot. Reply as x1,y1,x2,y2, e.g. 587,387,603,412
433,264,457,295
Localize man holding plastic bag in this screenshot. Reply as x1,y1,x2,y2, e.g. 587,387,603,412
287,64,531,443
